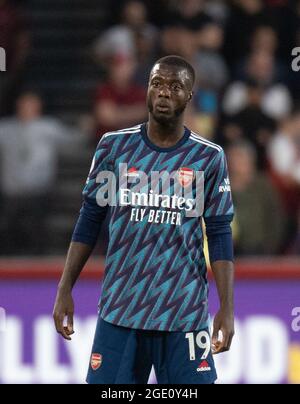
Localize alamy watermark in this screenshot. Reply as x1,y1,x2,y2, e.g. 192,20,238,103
291,307,300,332
88,163,209,225
0,307,6,332
0,47,6,72
291,47,300,72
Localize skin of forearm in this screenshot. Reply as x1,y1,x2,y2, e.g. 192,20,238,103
210,260,234,311
58,241,93,292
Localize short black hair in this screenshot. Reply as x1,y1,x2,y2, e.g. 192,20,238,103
153,55,196,88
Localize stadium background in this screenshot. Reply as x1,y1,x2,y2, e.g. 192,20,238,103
0,0,300,384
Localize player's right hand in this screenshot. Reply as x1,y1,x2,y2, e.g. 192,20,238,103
53,289,75,340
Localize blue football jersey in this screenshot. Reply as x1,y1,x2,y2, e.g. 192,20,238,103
81,123,234,332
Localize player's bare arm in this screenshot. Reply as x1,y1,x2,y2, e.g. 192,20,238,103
53,241,93,340
211,260,235,354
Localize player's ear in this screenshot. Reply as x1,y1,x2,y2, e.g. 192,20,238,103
188,92,193,102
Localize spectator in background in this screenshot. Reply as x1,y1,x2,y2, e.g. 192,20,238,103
227,140,285,255
0,91,80,255
197,22,229,91
93,54,147,141
225,0,297,65
160,0,212,65
204,0,230,25
222,79,276,169
263,0,297,61
250,24,278,54
165,0,213,32
191,21,229,139
234,24,289,86
223,0,266,66
223,49,292,121
0,0,30,115
268,111,300,250
92,0,157,84
246,25,288,82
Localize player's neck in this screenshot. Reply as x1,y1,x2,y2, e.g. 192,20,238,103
147,117,185,148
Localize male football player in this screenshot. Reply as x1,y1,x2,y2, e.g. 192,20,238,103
53,55,234,384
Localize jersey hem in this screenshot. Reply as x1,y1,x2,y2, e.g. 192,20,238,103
100,313,210,332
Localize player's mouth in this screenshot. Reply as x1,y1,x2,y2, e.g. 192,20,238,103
156,103,171,113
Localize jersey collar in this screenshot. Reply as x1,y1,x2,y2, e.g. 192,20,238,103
141,122,191,153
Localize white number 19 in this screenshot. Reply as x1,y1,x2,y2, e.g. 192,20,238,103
185,331,211,361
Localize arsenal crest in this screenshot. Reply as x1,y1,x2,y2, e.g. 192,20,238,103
91,353,102,370
177,167,195,187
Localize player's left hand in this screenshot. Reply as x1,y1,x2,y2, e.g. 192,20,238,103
212,308,234,355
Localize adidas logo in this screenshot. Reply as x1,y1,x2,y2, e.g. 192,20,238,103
196,360,211,372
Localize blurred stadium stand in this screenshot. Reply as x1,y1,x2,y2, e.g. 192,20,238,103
0,0,299,256
0,0,299,257
0,0,112,255
23,0,109,119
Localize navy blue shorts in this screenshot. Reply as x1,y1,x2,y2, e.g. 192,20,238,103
86,317,217,384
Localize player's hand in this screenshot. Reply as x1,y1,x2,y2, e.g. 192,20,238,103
53,288,75,340
212,308,234,355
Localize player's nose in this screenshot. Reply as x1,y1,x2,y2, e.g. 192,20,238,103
158,85,171,98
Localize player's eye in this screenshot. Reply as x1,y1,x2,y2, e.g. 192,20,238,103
152,81,160,88
171,83,181,91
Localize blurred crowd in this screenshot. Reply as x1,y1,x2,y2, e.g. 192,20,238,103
1,0,300,256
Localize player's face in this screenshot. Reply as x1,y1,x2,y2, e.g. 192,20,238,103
147,64,192,125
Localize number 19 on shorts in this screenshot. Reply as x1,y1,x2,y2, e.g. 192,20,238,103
185,331,211,360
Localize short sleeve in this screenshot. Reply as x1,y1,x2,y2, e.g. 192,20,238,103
203,149,234,219
83,135,111,207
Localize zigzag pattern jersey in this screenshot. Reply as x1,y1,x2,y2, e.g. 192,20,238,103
83,123,234,332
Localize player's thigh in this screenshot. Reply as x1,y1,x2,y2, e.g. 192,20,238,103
86,317,151,384
154,328,217,384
